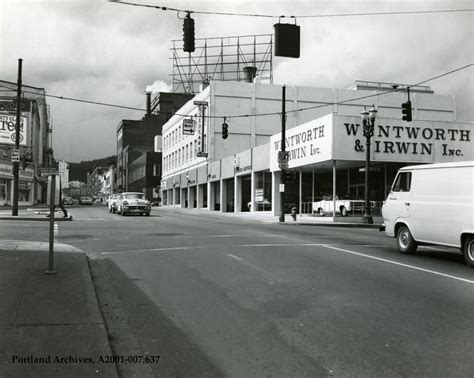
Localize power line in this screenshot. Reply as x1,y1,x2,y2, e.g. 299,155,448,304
110,1,474,19
1,63,472,120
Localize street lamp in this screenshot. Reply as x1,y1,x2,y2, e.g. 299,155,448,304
361,105,377,224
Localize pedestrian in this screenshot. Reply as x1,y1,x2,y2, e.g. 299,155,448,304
46,181,69,218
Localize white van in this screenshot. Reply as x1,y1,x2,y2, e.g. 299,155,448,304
382,161,474,268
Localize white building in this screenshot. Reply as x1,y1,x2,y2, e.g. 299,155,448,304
160,80,471,216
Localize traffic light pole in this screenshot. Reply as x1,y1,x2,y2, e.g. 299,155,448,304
279,85,286,223
12,58,23,216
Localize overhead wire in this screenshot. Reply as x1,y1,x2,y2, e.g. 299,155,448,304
109,1,474,19
1,63,472,121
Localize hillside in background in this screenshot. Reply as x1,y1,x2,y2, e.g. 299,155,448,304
67,155,116,182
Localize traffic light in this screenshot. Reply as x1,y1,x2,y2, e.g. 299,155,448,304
402,100,412,122
183,14,195,53
222,122,228,139
274,23,300,58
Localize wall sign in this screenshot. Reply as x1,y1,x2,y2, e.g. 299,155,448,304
0,114,28,146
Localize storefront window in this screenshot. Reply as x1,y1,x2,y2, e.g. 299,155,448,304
19,190,30,202
0,180,6,201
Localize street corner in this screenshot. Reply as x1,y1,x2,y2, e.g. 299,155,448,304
0,240,83,253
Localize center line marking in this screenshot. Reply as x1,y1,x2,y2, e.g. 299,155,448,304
322,245,474,284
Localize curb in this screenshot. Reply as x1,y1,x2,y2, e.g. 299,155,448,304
0,216,73,221
278,222,382,229
159,208,382,229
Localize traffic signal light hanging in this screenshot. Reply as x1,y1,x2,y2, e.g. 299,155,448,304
183,13,195,53
222,121,229,139
402,100,412,122
274,22,300,58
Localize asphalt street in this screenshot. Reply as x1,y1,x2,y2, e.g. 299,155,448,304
2,204,473,377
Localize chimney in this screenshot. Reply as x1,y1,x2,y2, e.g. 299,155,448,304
146,92,152,116
243,66,257,83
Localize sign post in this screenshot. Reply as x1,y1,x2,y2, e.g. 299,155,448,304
12,58,22,216
45,175,59,275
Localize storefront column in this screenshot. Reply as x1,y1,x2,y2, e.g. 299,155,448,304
207,182,213,211
250,171,256,213
188,186,195,208
298,167,303,215
197,184,203,208
172,188,177,206
219,179,227,213
332,160,337,222
234,176,242,213
180,188,186,208
272,171,282,216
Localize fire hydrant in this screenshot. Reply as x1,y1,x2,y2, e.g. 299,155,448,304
291,206,297,221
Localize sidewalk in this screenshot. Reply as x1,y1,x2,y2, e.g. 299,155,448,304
159,206,384,229
0,241,118,377
0,208,72,221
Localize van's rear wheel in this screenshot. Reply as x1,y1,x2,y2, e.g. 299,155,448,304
463,236,474,268
397,225,417,254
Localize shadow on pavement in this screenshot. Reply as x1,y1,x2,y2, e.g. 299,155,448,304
0,250,117,378
89,258,224,377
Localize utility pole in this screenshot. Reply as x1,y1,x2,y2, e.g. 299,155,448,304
279,85,286,222
12,58,23,216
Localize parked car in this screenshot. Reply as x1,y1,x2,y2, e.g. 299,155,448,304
108,194,119,213
313,195,375,216
79,197,93,205
63,197,74,205
116,192,152,216
381,161,474,268
247,199,271,211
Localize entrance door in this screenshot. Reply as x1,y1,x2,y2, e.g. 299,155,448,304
0,183,7,203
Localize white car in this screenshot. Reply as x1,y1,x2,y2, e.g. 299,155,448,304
313,196,368,217
107,194,119,213
116,192,152,216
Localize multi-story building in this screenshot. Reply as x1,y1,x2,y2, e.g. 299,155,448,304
116,91,191,194
86,166,107,199
104,165,117,196
160,80,472,215
0,80,52,205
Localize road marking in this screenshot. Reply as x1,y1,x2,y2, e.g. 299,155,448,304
321,245,474,284
101,246,192,255
226,253,273,276
227,253,243,260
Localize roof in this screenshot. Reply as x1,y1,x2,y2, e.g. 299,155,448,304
400,161,474,171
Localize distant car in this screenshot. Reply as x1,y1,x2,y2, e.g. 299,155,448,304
313,196,375,216
108,194,119,213
247,199,271,211
116,192,151,216
79,197,93,205
63,197,74,205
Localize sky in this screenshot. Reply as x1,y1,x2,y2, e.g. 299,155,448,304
1,0,473,162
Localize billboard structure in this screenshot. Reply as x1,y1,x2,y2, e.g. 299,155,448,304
170,34,274,94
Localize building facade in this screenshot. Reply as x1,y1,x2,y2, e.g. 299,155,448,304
0,81,52,206
160,80,472,216
116,92,191,194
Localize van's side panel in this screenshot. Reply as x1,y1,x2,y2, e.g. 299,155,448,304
409,166,472,247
